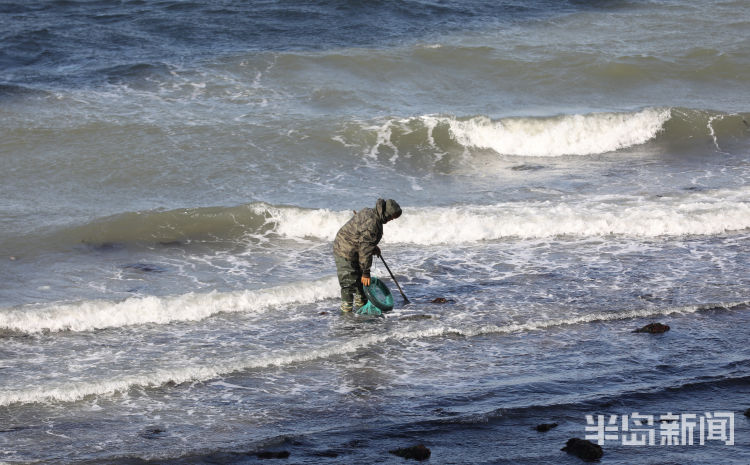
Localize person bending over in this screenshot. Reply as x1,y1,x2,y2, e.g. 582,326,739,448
333,198,402,312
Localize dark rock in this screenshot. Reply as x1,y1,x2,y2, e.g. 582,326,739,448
140,427,166,439
536,422,558,432
255,450,290,459
87,242,125,252
123,263,166,273
319,311,329,315
389,444,431,461
633,322,670,333
561,438,603,461
430,297,449,304
744,408,750,418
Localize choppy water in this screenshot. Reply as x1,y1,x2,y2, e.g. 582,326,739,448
2,1,750,463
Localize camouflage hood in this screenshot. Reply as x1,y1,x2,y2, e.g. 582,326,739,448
376,198,402,222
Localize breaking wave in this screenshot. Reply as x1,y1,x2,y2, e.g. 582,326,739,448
421,108,670,157
0,277,339,334
11,185,750,254
353,107,749,158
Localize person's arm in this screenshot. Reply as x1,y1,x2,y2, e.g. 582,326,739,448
359,226,380,286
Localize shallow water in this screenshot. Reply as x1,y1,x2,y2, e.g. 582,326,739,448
1,0,750,463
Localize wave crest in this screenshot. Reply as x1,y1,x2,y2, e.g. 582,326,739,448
350,108,749,160
423,108,671,156
15,186,750,254
0,277,339,334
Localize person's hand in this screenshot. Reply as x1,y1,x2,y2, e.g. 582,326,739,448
374,246,381,257
361,276,371,287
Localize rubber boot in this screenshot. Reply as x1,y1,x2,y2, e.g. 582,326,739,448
354,294,367,309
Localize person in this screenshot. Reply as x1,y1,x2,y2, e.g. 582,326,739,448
333,198,402,312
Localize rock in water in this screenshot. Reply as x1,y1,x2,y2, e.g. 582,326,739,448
561,438,603,461
140,427,166,439
389,444,431,461
122,263,166,273
255,450,290,459
536,422,558,432
633,322,670,333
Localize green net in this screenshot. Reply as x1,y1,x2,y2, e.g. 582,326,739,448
355,300,382,316
361,276,394,312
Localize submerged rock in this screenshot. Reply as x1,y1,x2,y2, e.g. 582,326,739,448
0,426,31,433
86,241,125,252
344,439,369,448
561,438,603,461
122,263,166,273
536,422,558,432
255,450,290,459
430,297,451,304
399,314,433,321
389,444,431,461
633,322,670,333
140,427,166,439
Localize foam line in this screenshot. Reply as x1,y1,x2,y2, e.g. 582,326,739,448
0,277,339,334
269,188,750,244
1,300,746,406
452,300,750,338
30,186,750,252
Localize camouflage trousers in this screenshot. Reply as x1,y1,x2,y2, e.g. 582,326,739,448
334,254,367,311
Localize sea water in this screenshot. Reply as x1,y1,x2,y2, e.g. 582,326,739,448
1,1,749,463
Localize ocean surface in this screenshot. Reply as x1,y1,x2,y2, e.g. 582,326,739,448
1,1,750,463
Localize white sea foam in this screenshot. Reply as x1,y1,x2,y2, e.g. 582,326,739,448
0,329,414,406
2,300,745,407
421,108,671,156
264,204,351,242
0,277,339,334
454,301,750,338
267,188,750,244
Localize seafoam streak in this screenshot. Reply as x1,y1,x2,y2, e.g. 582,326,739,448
0,277,339,333
1,300,746,407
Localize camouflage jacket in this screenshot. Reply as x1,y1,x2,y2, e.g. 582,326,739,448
333,198,400,277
